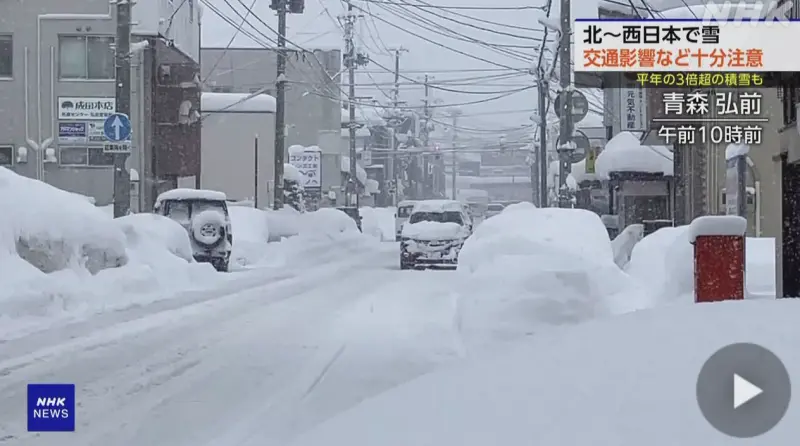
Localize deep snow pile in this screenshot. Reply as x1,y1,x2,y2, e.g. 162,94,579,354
289,300,800,446
0,170,222,338
229,206,271,267
625,225,693,305
359,206,395,241
0,167,127,282
456,202,649,352
266,206,361,241
626,225,777,302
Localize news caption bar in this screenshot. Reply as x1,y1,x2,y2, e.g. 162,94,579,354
573,19,800,72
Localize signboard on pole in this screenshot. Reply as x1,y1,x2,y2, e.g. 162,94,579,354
554,90,590,124
289,148,322,189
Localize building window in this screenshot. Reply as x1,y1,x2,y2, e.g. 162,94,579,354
0,146,13,165
0,35,11,78
59,147,114,166
59,36,115,80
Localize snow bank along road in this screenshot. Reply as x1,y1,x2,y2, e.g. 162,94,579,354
0,240,469,446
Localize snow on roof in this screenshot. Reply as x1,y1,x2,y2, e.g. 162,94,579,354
155,188,227,205
340,156,367,184
283,163,303,183
595,132,673,179
201,92,276,113
341,107,385,125
688,215,748,242
725,143,750,161
413,199,464,212
398,200,419,206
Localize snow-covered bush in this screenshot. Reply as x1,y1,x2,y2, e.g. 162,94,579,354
297,208,359,239
283,163,306,212
0,167,127,275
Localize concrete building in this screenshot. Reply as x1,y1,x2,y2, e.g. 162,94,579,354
200,47,342,199
0,0,202,210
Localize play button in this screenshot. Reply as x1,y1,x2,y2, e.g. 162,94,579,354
697,343,791,438
734,374,762,409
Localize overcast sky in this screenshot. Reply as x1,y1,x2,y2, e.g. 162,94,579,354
201,0,604,142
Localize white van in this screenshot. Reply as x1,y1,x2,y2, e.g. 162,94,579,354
395,200,418,241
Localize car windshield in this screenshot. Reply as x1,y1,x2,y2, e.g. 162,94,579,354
409,211,463,225
397,206,415,218
164,200,226,223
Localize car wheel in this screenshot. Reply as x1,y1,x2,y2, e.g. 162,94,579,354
400,260,412,270
213,259,229,272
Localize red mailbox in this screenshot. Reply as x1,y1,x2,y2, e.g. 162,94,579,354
690,216,747,303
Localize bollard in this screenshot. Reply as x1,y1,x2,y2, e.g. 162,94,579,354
689,215,747,303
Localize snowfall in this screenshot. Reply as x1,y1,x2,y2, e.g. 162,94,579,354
0,165,787,445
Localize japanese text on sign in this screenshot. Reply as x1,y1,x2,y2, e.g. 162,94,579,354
584,24,721,45
573,19,800,72
583,48,763,69
633,72,764,87
655,91,765,145
288,151,322,188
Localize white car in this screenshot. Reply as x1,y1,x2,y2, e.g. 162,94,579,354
154,188,233,272
399,200,472,270
394,200,418,242
486,202,505,218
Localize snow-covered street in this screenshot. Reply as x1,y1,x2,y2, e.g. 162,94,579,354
0,239,473,446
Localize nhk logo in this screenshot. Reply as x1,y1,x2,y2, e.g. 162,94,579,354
27,384,75,432
698,1,793,26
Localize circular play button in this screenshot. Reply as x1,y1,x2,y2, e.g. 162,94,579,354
696,343,791,438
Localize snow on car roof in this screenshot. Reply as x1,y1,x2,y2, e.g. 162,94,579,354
398,200,418,207
412,200,464,213
155,188,227,205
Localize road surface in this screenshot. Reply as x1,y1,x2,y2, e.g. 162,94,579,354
0,239,468,446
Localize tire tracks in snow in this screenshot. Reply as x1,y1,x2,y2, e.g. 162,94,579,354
0,239,391,389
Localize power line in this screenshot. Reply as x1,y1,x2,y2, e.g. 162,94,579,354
358,1,547,10
351,2,524,70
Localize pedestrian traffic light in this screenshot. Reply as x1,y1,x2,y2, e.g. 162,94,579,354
289,0,305,13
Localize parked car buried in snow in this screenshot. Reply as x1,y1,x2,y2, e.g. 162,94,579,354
400,200,472,270
154,188,233,272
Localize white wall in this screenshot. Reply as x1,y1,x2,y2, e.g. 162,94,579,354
133,0,201,61
201,112,276,208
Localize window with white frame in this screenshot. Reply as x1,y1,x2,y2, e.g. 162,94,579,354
59,36,115,80
0,146,13,165
0,35,11,78
59,147,114,166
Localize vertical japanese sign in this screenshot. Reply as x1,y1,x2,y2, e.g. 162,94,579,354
619,78,648,131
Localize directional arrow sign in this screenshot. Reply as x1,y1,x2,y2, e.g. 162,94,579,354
103,113,132,142
733,374,762,409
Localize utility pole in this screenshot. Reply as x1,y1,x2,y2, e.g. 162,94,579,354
342,1,368,213
272,0,287,210
556,0,574,208
421,75,436,197
449,108,462,200
113,0,132,217
389,47,407,206
537,71,548,207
